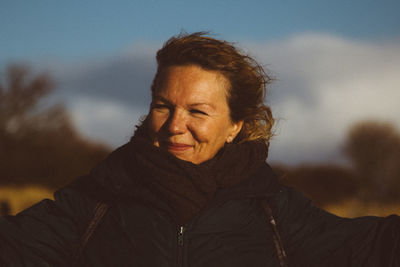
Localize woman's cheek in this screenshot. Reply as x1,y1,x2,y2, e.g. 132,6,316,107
188,122,209,141
150,112,166,133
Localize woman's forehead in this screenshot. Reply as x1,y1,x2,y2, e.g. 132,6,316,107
155,65,229,93
152,65,230,108
159,65,229,84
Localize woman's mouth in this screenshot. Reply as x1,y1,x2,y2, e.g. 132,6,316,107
166,142,193,152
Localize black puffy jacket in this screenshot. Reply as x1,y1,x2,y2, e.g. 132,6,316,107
1,142,399,267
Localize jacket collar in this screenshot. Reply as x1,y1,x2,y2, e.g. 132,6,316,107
87,134,281,224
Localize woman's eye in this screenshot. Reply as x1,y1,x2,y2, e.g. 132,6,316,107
152,104,169,110
151,104,171,114
190,109,207,115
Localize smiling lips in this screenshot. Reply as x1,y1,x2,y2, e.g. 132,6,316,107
166,142,193,152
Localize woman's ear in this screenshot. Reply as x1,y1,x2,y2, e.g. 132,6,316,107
227,120,244,143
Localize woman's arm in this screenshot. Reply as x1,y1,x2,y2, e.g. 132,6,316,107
0,182,95,267
272,186,400,266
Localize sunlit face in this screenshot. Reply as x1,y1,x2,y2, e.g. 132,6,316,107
148,65,243,164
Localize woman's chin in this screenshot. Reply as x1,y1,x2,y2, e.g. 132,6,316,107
167,149,194,163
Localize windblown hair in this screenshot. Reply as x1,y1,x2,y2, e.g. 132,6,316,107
151,32,274,144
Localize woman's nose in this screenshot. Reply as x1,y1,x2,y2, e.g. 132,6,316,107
167,109,186,134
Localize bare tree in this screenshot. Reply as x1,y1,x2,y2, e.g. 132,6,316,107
0,64,110,188
344,121,400,202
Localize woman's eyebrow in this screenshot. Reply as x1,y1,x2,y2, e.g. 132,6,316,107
154,96,215,109
153,95,172,104
188,103,215,109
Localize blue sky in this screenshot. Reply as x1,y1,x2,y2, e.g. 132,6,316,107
1,0,400,63
1,1,400,165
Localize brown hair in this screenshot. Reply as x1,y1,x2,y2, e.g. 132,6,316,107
151,32,274,144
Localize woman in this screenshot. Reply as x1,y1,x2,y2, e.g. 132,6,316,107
1,32,399,266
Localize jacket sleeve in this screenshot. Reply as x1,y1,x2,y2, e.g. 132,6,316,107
0,184,96,267
272,186,400,267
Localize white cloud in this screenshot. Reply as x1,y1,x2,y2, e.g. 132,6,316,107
247,33,400,164
68,96,148,147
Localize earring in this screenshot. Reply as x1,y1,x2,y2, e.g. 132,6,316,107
227,136,233,143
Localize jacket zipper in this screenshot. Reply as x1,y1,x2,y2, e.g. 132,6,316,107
177,226,185,267
172,195,276,267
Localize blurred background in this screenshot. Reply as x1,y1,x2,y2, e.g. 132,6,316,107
1,0,399,216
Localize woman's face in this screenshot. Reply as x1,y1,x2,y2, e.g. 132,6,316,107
149,65,243,164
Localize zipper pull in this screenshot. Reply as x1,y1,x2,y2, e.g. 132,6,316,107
178,226,185,246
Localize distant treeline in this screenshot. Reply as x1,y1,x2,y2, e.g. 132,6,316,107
274,120,400,205
0,65,111,189
1,64,399,205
